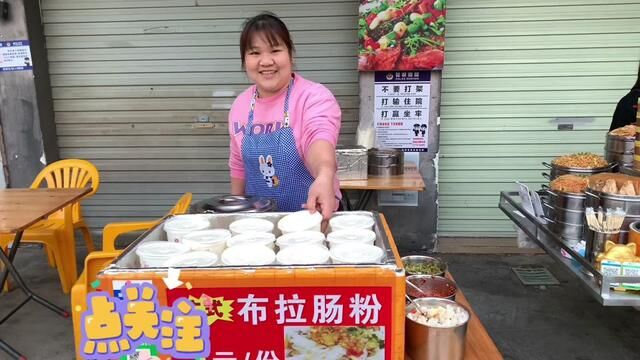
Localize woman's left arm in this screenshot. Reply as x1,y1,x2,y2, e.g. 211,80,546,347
306,140,337,219
302,84,342,219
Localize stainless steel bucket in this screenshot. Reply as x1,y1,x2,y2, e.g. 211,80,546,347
406,298,470,360
553,207,585,225
605,151,634,168
605,134,635,154
543,161,616,181
546,189,585,211
552,220,584,240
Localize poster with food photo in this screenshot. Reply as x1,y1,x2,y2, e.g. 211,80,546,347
285,326,385,360
358,0,446,71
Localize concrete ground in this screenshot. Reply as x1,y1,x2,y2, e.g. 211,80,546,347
2,248,640,359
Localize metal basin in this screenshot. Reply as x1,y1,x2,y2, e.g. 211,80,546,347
543,161,616,181
605,134,635,154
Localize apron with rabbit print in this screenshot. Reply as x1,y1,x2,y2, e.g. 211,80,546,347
241,78,315,211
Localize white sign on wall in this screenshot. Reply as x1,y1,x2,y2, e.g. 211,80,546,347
0,40,32,72
374,71,430,152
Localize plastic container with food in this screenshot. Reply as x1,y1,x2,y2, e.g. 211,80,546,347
136,241,191,268
326,228,376,248
221,244,276,266
163,215,211,243
276,231,326,249
277,210,323,234
401,255,447,276
163,251,218,268
229,217,274,235
227,232,276,250
181,229,231,256
329,243,384,264
406,275,457,301
276,244,331,265
329,214,375,231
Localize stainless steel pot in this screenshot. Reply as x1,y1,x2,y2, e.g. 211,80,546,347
542,161,617,181
190,195,276,213
553,207,585,225
605,134,635,154
605,151,634,168
585,190,640,216
368,148,404,177
545,189,586,211
552,219,584,240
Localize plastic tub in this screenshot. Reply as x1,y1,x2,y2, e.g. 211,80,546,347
229,217,274,235
163,216,211,243
227,232,276,250
163,251,218,268
276,244,331,265
136,241,191,268
329,214,375,231
277,210,323,234
329,243,384,264
221,244,276,266
181,229,231,256
327,228,376,248
276,231,326,249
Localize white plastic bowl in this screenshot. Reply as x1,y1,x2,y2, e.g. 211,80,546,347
329,243,384,264
276,231,326,249
277,210,323,234
136,241,191,268
227,232,276,250
221,245,276,266
163,251,218,267
229,217,274,235
164,216,211,243
329,214,375,231
276,244,331,265
327,228,376,248
181,229,231,256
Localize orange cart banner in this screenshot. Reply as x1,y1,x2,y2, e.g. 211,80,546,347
167,286,393,359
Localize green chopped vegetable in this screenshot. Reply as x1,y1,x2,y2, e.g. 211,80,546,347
404,262,443,275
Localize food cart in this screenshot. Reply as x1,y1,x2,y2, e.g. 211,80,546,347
79,211,406,359
499,125,640,307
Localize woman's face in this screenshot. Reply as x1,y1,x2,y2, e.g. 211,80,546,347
244,33,293,98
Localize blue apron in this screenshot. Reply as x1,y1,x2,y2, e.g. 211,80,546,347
241,78,315,211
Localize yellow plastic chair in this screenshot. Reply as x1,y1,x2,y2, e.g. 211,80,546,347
0,159,100,293
102,192,192,252
70,251,121,360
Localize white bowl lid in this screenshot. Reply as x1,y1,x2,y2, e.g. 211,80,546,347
221,245,276,266
277,210,322,232
136,241,191,257
164,216,210,232
182,229,231,244
330,243,384,263
229,217,274,233
163,251,218,267
329,214,374,229
277,245,330,265
276,231,326,247
227,232,276,247
327,228,376,244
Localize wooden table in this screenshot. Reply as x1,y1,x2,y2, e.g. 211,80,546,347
406,273,503,360
0,188,90,359
340,165,426,210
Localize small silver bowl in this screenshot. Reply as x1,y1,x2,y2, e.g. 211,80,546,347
406,275,457,301
401,255,447,277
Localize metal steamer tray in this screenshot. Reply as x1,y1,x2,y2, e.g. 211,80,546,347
101,211,399,275
500,191,640,307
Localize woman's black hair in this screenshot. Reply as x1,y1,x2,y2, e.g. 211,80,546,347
239,12,294,68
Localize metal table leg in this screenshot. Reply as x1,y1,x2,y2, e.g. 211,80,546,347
0,231,69,359
340,190,352,211
0,339,24,360
355,190,374,210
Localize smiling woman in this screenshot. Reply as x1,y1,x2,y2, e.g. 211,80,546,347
227,12,343,218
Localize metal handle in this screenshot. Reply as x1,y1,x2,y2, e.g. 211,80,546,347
542,172,551,180
541,184,549,190
542,161,552,169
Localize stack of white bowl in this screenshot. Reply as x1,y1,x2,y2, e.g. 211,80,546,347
275,210,329,265
327,214,383,264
